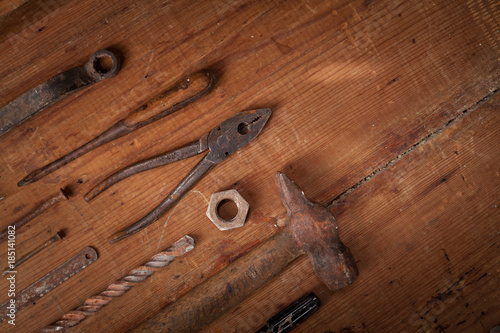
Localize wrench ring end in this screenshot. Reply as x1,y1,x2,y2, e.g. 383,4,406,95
86,49,120,81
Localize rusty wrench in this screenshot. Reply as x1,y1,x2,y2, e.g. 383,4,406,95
84,108,272,243
17,72,215,187
0,49,120,136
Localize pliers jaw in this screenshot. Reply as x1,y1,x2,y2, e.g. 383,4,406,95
206,108,272,163
94,108,271,243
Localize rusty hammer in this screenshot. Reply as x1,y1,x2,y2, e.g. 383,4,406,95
133,172,358,332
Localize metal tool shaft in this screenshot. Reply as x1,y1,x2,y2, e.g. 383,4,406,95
0,247,98,323
17,72,215,187
0,189,68,242
134,229,301,333
84,134,209,201
132,172,357,332
106,108,271,243
40,235,194,333
1,231,63,276
0,50,120,136
109,157,216,243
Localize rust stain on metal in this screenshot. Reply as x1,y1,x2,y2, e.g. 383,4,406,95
40,236,194,333
1,231,64,276
104,108,272,243
132,172,358,332
157,237,263,310
0,188,68,242
17,72,215,187
0,49,120,136
0,247,98,323
206,189,250,231
84,134,210,202
275,172,359,290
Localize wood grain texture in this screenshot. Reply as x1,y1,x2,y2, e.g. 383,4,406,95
204,92,500,333
0,0,498,331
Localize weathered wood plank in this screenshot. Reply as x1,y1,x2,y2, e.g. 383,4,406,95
205,93,500,332
0,0,498,331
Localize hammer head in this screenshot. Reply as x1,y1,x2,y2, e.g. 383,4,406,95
275,172,359,291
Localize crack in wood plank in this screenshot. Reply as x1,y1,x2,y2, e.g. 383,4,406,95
328,88,499,208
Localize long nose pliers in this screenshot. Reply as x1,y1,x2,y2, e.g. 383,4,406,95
84,108,272,243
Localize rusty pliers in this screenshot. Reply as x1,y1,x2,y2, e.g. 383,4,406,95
84,108,271,243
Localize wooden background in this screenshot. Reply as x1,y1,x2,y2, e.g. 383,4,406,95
0,0,498,332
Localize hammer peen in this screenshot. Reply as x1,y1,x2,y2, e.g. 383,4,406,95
133,172,359,332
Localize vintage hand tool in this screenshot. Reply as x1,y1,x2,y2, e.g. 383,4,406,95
256,292,321,333
0,188,68,243
17,72,215,187
0,49,120,136
132,172,358,332
1,231,64,276
85,108,271,243
0,247,98,323
41,235,194,332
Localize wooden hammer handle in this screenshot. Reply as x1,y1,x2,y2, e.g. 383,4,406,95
132,229,301,333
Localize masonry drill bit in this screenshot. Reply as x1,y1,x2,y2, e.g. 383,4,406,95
40,235,195,332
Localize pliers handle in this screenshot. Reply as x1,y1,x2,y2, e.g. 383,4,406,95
84,133,209,202
85,108,271,243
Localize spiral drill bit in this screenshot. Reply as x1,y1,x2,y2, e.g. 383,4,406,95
40,235,195,332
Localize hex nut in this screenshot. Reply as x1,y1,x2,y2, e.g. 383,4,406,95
206,189,249,231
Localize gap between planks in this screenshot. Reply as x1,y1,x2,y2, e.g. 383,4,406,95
328,88,499,208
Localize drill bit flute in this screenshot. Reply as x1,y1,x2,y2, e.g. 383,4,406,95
40,235,195,332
